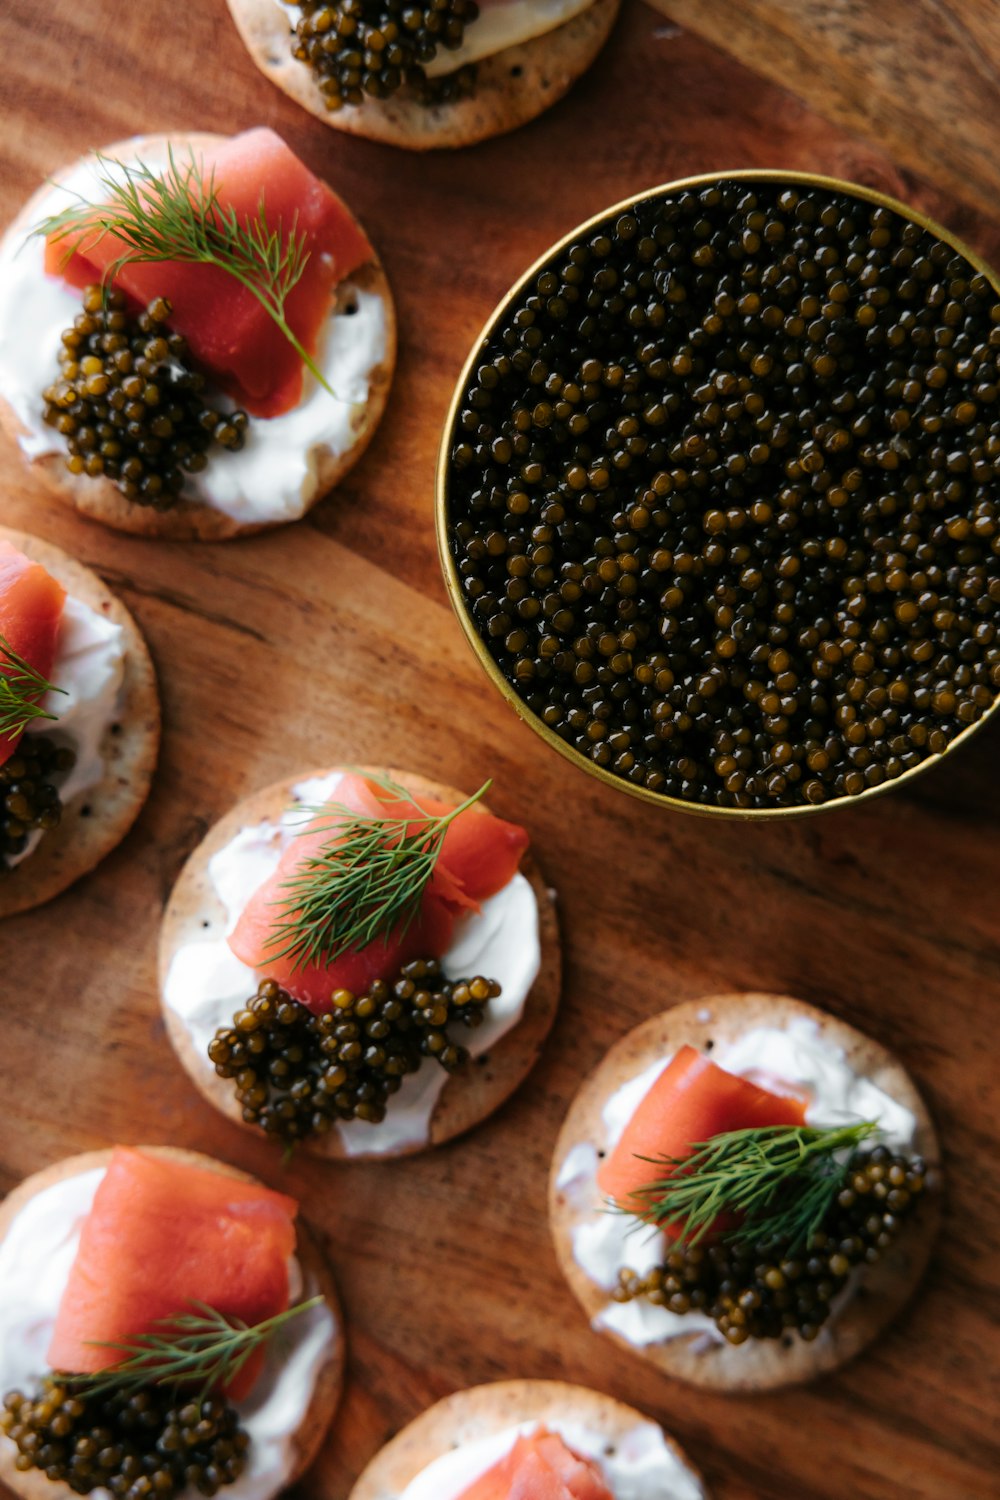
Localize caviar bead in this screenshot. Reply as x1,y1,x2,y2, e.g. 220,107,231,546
447,183,1000,809
42,288,247,511
210,958,502,1144
612,1146,926,1340
0,736,75,870
0,1380,248,1497
293,1,480,111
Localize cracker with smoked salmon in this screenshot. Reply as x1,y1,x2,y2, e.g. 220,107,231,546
158,766,561,1158
549,993,941,1391
348,1379,707,1500
0,525,159,918
227,0,622,151
0,1147,343,1500
0,129,395,540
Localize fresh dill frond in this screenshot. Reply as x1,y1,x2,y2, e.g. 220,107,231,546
0,632,63,739
265,772,492,972
623,1120,880,1250
66,1297,324,1400
33,147,336,398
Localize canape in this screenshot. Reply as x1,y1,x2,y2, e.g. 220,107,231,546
0,1146,343,1500
349,1379,706,1499
227,1,622,150
0,128,395,540
159,766,560,1157
0,526,158,917
550,993,940,1390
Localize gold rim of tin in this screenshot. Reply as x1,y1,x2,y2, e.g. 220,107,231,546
436,168,1000,821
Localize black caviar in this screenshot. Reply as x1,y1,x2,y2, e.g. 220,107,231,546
613,1144,926,1342
448,181,1000,808
293,0,480,111
208,957,501,1142
0,735,75,870
1,1380,249,1498
43,287,248,511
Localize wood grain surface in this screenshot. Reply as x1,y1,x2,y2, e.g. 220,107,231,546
643,0,1000,220
1,4,999,1500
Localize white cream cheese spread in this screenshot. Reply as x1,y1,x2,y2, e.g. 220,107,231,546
0,145,389,525
9,592,126,869
423,0,600,77
557,1017,918,1349
163,772,543,1156
398,1415,703,1500
0,1168,337,1500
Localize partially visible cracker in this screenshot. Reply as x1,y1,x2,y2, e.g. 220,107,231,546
349,1377,707,1499
549,993,941,1391
227,0,622,150
158,766,561,1159
0,1145,345,1500
0,526,159,918
0,135,396,540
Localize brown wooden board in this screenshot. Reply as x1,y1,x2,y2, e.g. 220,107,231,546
1,4,999,1499
643,0,1000,220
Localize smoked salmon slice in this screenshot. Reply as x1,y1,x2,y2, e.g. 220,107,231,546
48,1148,297,1400
598,1045,807,1231
46,128,373,418
228,773,529,1010
0,540,66,765
457,1428,613,1500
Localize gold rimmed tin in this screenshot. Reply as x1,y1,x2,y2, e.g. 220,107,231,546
436,169,1000,821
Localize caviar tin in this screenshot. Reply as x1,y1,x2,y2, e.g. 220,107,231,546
436,169,1000,821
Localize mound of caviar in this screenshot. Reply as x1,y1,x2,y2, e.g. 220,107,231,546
293,0,480,111
1,735,75,870
42,287,248,511
447,181,1000,808
1,1379,248,1498
613,1144,926,1343
208,957,502,1142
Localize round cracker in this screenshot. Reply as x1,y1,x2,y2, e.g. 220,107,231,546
349,1377,707,1499
549,993,942,1392
227,0,622,150
158,766,561,1159
0,526,159,918
0,134,396,541
0,1145,345,1500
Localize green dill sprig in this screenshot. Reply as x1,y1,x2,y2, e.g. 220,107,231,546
33,147,336,398
0,632,64,739
65,1296,324,1401
624,1121,880,1251
265,772,491,972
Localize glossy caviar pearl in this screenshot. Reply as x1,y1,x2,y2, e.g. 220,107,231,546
612,1145,927,1341
293,0,480,111
0,736,75,869
447,183,1000,809
209,958,502,1143
0,1380,249,1498
43,287,247,511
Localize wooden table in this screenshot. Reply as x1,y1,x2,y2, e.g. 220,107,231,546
2,4,999,1498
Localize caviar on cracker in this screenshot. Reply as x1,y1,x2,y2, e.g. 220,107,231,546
0,129,394,537
160,768,557,1157
0,1150,341,1500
